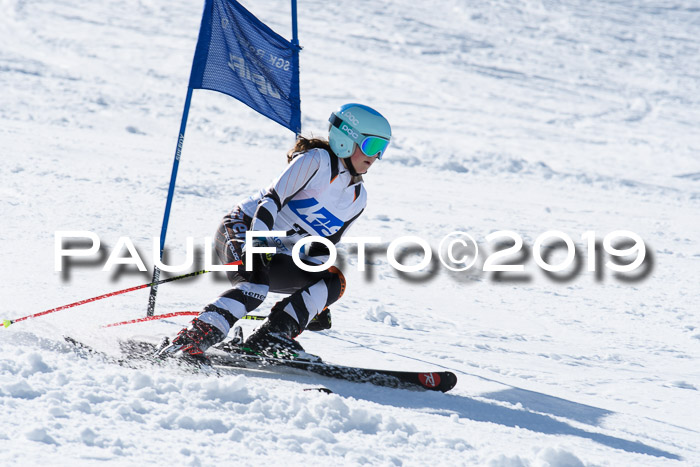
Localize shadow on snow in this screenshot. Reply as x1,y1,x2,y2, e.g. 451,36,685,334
329,383,680,460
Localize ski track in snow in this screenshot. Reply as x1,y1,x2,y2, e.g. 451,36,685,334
1,0,699,465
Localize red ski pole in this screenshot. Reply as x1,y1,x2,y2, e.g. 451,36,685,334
101,311,266,328
2,263,239,328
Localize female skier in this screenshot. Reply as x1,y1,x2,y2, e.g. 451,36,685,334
158,103,391,362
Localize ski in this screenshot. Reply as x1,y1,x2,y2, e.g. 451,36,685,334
64,336,457,393
248,354,457,392
122,338,457,392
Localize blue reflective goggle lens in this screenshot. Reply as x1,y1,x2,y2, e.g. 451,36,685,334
359,136,389,159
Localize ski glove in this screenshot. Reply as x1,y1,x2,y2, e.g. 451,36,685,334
307,308,332,332
241,237,274,270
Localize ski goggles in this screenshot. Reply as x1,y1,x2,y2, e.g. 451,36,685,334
329,114,390,159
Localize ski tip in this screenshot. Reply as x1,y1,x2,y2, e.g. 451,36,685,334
440,372,458,392
418,371,458,392
2,319,12,328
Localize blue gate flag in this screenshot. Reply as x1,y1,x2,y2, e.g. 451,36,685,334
189,0,301,133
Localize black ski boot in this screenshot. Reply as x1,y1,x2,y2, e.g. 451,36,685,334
242,307,317,360
156,318,225,365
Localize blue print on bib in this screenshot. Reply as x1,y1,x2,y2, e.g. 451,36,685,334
288,198,343,236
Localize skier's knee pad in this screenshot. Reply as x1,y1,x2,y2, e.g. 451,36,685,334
323,266,346,307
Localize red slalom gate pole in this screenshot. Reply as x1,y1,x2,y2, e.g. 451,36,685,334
1,263,240,329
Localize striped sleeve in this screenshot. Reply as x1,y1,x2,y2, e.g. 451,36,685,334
250,151,322,233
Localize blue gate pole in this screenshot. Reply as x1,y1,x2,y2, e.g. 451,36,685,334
291,0,299,45
146,86,194,316
291,0,301,137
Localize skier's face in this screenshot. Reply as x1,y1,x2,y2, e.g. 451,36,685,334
348,144,378,174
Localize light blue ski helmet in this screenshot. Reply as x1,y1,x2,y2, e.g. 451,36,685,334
328,103,391,159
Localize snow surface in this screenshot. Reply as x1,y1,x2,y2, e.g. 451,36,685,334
1,0,699,465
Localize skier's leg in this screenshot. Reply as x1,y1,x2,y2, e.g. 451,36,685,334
159,208,268,360
202,207,270,331
243,256,345,354
272,265,345,331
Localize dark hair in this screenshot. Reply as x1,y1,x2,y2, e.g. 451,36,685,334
287,136,333,163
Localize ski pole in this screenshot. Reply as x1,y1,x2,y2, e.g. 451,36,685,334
102,311,266,328
2,262,240,328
